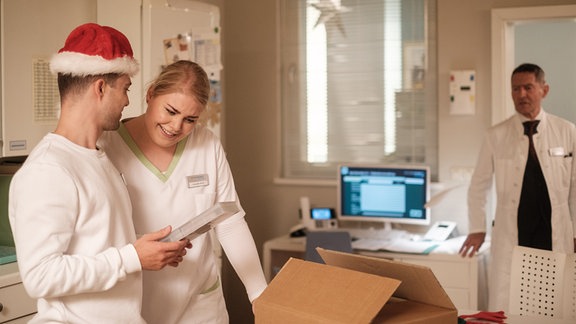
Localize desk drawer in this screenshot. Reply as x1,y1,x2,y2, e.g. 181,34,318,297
0,282,36,322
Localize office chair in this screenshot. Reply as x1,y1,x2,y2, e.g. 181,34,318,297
305,230,353,264
509,246,576,321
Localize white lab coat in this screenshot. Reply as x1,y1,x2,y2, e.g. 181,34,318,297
468,111,576,312
99,124,267,324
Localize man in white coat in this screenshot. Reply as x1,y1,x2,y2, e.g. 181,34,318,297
459,63,576,312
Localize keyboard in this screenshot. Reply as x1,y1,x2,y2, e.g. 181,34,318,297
351,238,389,251
351,235,441,254
348,228,408,241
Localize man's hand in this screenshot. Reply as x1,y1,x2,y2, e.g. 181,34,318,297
134,226,192,270
459,232,486,258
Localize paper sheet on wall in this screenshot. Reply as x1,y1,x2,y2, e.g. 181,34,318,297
449,70,476,115
193,34,222,81
163,33,193,63
162,31,222,82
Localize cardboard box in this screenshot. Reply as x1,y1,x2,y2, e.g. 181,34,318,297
253,248,457,324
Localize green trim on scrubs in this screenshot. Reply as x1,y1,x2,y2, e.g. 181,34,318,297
200,276,221,295
117,122,186,182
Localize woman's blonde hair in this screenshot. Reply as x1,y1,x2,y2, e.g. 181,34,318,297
147,60,210,108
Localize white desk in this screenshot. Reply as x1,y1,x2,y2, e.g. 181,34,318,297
263,235,488,311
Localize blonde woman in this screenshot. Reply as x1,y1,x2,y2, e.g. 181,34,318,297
100,60,267,323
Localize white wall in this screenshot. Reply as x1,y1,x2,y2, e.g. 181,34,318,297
515,20,576,123
1,0,96,156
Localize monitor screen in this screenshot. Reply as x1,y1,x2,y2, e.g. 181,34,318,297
337,164,430,226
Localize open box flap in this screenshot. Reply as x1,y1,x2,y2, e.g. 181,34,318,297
254,257,401,323
317,248,456,310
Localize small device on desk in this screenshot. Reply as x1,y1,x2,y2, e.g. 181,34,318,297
310,207,338,229
299,197,338,231
289,224,307,237
423,221,458,241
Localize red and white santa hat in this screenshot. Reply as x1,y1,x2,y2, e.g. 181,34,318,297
50,23,139,77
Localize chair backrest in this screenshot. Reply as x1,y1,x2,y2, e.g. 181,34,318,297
509,246,576,321
305,231,353,264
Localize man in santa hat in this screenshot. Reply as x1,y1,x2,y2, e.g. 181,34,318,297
9,23,190,323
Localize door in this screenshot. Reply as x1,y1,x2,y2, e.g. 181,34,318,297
491,5,576,125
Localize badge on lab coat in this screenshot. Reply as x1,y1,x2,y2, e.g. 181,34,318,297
187,174,209,188
549,147,566,157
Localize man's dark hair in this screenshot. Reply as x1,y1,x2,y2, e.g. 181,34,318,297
57,73,122,99
512,63,546,83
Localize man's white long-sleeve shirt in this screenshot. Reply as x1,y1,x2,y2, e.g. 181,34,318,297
9,133,143,324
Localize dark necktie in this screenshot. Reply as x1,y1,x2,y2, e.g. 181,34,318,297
523,120,540,161
518,119,552,250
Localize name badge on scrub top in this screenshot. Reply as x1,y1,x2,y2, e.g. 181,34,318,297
548,147,565,157
187,174,209,188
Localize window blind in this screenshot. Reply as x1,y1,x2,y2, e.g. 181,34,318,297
280,0,438,180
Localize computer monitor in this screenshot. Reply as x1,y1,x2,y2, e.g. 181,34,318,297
337,164,430,228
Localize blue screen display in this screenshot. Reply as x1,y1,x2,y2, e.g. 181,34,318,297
337,164,430,225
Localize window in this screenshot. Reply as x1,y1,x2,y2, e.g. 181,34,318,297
279,0,438,181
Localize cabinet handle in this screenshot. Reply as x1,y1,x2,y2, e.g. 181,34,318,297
0,302,3,312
